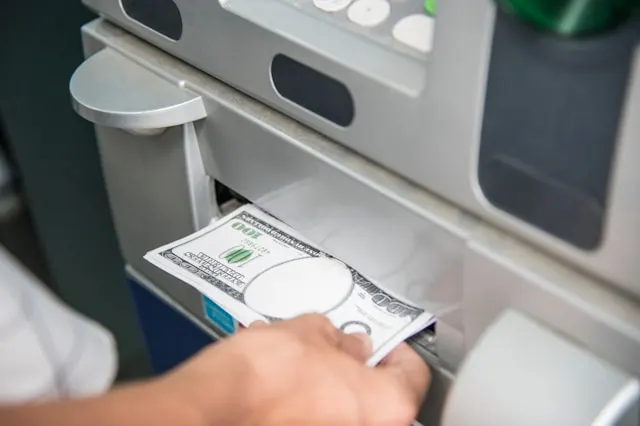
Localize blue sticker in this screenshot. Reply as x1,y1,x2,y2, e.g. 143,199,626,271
202,296,236,335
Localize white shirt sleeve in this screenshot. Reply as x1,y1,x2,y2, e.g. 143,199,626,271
0,245,118,403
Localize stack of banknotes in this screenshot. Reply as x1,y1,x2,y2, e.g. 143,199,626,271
145,204,435,367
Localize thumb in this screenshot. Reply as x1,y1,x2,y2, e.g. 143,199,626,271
378,343,431,404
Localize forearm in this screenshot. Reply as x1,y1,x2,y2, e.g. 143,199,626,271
0,381,206,426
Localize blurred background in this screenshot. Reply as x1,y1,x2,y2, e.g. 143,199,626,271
0,1,150,380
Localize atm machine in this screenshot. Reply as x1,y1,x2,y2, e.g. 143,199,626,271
69,0,640,424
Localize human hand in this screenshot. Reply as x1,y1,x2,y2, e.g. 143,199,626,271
160,314,431,426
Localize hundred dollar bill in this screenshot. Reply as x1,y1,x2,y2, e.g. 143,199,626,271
144,204,435,366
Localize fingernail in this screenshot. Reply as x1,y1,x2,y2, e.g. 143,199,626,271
352,332,373,355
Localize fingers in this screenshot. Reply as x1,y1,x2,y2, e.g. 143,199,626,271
378,343,431,404
275,314,372,362
277,314,340,346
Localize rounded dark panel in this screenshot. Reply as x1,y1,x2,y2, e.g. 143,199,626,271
271,54,355,127
122,0,183,41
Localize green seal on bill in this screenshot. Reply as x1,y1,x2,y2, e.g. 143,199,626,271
424,0,436,16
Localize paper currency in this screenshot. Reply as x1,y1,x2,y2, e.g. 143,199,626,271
144,204,435,366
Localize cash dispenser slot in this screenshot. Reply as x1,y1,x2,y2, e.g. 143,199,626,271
212,179,444,368
409,323,438,361
214,181,250,216
212,179,442,364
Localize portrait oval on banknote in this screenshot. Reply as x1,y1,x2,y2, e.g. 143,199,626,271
243,257,354,320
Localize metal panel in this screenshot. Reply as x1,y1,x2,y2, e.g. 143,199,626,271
78,21,640,424
76,1,640,298
463,231,640,377
92,118,215,323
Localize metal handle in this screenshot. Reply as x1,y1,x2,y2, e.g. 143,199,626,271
69,48,207,132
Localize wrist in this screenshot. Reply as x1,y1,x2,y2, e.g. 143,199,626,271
140,380,210,426
0,381,209,426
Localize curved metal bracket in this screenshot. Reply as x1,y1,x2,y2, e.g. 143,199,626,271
442,310,639,426
69,48,207,132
